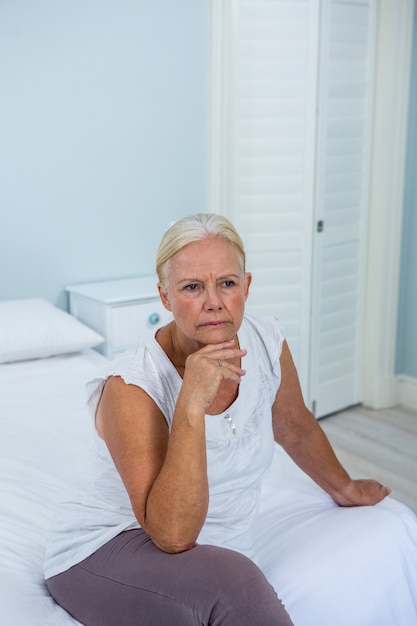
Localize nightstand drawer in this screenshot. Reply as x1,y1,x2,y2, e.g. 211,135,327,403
109,300,171,356
66,276,171,359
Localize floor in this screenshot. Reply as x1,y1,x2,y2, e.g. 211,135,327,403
319,403,417,514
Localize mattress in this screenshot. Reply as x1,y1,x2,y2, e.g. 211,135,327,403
1,348,417,625
0,350,107,625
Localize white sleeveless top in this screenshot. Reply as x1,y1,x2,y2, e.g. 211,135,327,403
44,313,284,579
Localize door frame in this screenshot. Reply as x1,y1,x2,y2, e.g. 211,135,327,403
363,0,413,408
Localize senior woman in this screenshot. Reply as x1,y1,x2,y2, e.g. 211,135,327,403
45,213,417,626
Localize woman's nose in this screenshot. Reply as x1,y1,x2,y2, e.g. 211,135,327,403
203,286,223,310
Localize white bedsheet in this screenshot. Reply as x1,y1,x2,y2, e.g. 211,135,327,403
1,350,417,625
0,350,107,625
257,448,417,625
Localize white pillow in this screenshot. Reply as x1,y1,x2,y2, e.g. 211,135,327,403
0,298,104,363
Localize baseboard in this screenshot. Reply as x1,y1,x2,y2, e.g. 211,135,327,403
396,375,417,411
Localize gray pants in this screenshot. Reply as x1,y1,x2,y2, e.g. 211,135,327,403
46,529,294,626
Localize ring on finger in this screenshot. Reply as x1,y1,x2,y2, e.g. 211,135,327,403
218,359,222,367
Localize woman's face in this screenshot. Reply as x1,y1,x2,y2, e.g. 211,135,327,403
158,236,252,348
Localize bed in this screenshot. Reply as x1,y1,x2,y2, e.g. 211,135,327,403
1,298,417,626
0,299,106,625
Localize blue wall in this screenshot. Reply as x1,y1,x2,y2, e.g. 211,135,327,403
396,0,417,378
0,0,209,309
2,0,417,382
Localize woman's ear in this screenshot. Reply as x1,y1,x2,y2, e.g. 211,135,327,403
244,272,252,301
158,283,172,311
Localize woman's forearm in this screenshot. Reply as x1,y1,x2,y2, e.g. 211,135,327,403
142,343,246,551
277,416,390,506
278,419,352,500
272,341,390,507
142,401,209,553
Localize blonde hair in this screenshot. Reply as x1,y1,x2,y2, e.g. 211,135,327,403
156,213,246,287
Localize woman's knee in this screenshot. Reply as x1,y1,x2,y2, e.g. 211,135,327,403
192,545,294,625
193,544,265,588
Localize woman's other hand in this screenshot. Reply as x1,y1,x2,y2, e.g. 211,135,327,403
331,479,391,507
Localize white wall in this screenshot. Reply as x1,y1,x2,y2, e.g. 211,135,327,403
0,0,209,309
395,0,417,409
363,0,415,409
397,0,417,379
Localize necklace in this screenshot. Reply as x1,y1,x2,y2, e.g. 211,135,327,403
224,413,237,435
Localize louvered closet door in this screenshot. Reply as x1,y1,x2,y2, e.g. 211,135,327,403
211,0,376,414
227,0,321,396
310,0,376,417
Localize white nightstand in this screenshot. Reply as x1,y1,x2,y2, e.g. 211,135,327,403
66,276,172,359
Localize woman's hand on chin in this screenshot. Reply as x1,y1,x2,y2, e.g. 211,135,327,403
180,341,247,413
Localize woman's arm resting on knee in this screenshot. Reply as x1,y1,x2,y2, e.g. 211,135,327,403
272,341,391,506
96,376,209,554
